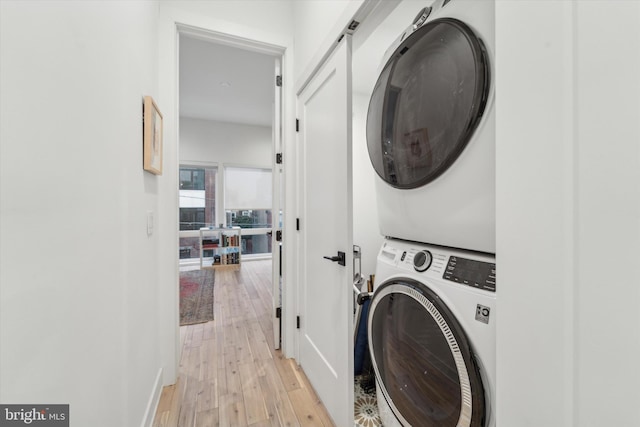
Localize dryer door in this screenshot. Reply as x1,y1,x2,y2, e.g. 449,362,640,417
368,279,486,427
367,18,490,189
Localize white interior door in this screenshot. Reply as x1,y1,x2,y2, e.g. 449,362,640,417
297,36,354,426
272,56,283,350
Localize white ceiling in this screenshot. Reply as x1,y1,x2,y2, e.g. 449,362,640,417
178,1,415,127
179,35,275,127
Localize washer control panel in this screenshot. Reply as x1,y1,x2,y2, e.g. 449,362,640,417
443,256,496,292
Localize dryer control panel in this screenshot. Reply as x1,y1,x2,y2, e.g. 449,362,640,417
444,256,496,292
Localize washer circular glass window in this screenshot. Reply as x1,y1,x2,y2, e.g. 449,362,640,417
368,279,486,427
366,18,490,189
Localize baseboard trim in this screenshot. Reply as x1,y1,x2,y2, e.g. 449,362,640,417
141,368,164,427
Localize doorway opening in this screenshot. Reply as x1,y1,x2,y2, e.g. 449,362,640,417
177,29,285,350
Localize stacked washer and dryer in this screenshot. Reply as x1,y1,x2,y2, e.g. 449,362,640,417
365,1,496,426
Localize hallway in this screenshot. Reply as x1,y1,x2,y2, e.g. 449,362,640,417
152,260,334,426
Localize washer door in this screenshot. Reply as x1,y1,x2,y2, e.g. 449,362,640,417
367,18,490,189
368,279,486,427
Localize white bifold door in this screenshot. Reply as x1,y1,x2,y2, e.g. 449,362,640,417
296,36,354,426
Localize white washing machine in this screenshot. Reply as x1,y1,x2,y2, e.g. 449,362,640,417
368,238,496,427
367,0,495,254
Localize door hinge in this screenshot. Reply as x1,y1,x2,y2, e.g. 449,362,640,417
276,230,282,242
296,119,299,132
276,75,282,87
296,218,300,231
296,316,300,329
276,307,281,318
276,153,282,164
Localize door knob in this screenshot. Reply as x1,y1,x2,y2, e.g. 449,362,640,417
323,251,346,266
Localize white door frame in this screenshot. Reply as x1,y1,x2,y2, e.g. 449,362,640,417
175,24,287,347
272,56,283,349
158,7,296,384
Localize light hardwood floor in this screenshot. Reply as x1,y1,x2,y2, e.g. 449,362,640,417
153,260,335,427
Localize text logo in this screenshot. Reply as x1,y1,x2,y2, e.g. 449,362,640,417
0,405,69,426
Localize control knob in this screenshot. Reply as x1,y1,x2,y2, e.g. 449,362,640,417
413,250,433,272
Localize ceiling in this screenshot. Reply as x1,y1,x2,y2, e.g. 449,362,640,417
179,35,275,127
178,1,413,127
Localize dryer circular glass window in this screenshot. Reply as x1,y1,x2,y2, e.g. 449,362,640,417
367,18,490,189
368,279,486,427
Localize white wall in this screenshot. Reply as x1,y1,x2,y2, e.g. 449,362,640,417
0,2,167,426
496,1,640,426
352,94,384,279
162,0,294,40
573,3,640,423
293,0,365,88
180,118,272,167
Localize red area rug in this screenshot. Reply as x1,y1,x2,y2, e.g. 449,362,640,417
180,269,214,325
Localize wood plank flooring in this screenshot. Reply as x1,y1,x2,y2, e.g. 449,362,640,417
153,260,335,427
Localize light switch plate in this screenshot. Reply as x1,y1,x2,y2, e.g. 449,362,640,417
147,211,154,236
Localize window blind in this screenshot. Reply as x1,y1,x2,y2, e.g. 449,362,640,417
224,167,272,210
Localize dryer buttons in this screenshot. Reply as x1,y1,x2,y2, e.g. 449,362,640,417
444,256,497,292
413,250,433,272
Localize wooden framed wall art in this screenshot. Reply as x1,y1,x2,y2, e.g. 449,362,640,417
143,95,163,175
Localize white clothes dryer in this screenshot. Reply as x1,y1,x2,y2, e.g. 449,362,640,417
368,238,496,427
367,0,495,253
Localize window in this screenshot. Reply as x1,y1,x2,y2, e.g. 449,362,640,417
226,209,272,229
224,166,273,256
224,167,272,211
179,166,217,231
179,166,216,262
179,208,205,231
178,165,274,262
180,168,205,190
